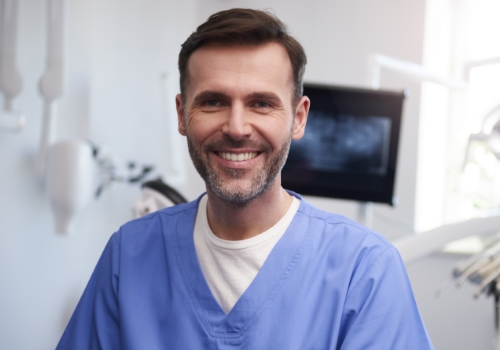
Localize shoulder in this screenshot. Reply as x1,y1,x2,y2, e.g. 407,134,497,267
295,195,393,251
112,196,200,245
292,195,399,288
285,194,433,348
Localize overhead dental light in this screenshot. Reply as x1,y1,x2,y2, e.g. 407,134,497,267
464,104,500,162
459,104,500,211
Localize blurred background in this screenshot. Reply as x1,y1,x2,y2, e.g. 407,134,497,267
1,0,499,349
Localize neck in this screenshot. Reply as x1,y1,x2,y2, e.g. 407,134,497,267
205,178,293,241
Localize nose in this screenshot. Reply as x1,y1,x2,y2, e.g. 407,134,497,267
221,104,251,140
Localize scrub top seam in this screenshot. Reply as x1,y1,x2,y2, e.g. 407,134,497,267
297,208,391,249
170,207,215,337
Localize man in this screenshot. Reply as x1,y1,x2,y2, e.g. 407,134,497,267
57,8,434,349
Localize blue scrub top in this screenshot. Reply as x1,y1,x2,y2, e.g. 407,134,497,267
57,193,434,349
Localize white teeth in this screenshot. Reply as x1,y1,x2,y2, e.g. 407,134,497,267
219,152,257,162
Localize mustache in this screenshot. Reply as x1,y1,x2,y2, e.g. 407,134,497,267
204,135,271,152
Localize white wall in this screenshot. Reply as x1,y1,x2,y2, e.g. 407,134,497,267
0,1,198,349
0,1,494,349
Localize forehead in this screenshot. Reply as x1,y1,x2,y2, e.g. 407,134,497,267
186,43,293,99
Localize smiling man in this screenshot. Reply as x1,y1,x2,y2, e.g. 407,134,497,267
57,8,434,350
178,42,308,241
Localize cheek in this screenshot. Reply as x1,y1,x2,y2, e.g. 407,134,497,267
185,112,223,145
253,115,294,146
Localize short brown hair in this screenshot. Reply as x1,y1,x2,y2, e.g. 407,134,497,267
178,8,307,104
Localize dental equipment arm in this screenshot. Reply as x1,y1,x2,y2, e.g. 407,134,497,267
132,178,187,218
367,54,469,91
368,53,500,91
394,214,500,265
0,0,24,131
36,0,65,179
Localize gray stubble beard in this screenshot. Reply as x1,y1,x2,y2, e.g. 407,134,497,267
186,133,292,208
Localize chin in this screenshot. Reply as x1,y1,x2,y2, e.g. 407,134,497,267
209,177,277,207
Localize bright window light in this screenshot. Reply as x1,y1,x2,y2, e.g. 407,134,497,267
417,0,500,231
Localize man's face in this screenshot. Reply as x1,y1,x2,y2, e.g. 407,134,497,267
176,43,309,206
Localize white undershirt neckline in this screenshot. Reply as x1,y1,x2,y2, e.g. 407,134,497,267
193,194,300,314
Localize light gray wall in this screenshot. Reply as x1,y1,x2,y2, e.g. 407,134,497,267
0,1,494,349
407,253,494,350
0,1,197,349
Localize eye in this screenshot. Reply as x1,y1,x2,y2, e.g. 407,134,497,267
204,100,220,107
255,101,271,108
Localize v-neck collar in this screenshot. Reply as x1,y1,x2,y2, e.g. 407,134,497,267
173,192,313,338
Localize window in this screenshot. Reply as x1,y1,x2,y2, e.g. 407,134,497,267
415,0,500,231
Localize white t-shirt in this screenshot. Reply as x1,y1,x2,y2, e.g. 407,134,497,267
193,194,300,314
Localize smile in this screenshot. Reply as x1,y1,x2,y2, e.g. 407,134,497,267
217,152,258,162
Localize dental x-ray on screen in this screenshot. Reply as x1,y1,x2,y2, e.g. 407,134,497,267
282,83,405,205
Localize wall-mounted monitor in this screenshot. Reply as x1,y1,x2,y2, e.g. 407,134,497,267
282,83,405,205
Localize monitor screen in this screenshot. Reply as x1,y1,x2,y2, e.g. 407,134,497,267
282,83,405,205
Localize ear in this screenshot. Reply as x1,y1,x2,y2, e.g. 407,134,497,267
291,96,310,140
176,94,187,136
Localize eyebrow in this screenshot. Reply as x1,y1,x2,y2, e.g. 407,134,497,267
192,91,229,106
192,90,284,106
248,92,284,105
